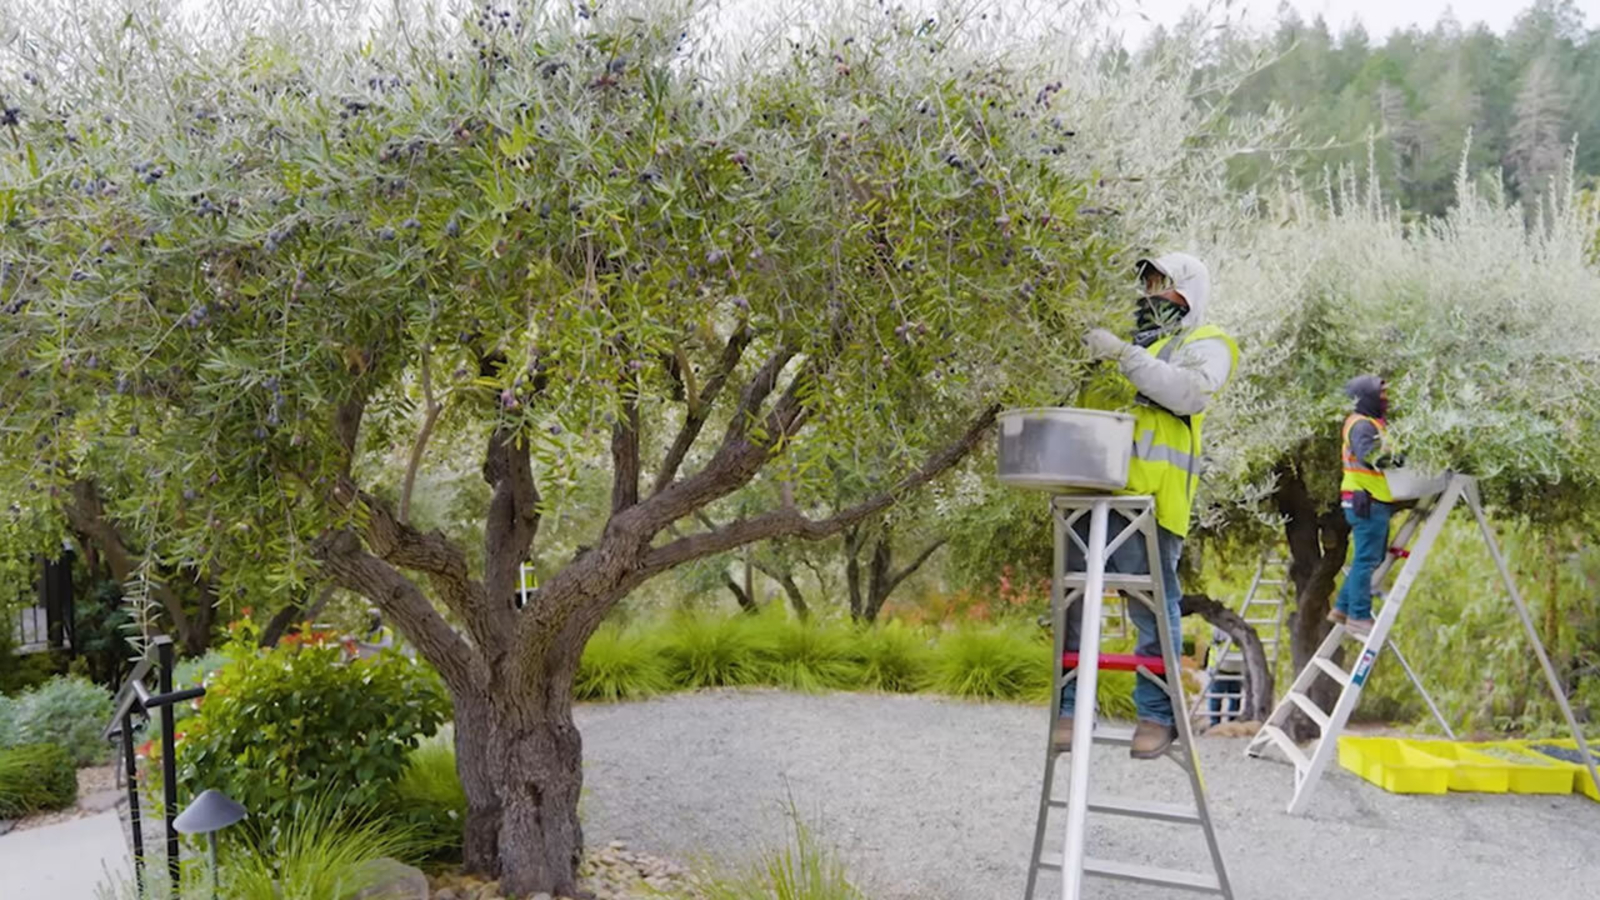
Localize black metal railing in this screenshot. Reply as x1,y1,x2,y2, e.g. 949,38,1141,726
102,636,206,898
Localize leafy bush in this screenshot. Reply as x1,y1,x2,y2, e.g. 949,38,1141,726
659,612,770,689
0,743,78,817
752,615,863,693
388,728,466,861
175,629,449,841
851,623,934,693
575,624,672,702
925,625,1052,701
4,675,113,765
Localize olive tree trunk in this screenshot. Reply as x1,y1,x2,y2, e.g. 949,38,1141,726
1274,460,1351,741
310,362,997,894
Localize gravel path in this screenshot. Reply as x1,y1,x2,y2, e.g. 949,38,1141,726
576,689,1600,900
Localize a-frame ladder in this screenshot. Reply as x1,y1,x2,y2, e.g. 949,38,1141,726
1188,551,1290,724
1024,495,1232,899
1245,473,1600,815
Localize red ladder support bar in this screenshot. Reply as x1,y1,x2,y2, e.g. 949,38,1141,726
1062,652,1167,675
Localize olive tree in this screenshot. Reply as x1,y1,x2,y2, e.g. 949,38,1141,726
1195,157,1600,732
0,0,1196,890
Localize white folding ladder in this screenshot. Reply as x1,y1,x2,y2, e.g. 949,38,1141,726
1244,473,1600,815
1024,494,1232,900
1189,552,1289,724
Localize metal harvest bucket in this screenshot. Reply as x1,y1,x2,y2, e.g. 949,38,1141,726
996,408,1134,492
1385,468,1449,502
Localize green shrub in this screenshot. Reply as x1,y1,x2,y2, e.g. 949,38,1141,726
174,630,449,843
753,615,863,693
851,622,934,693
926,624,1051,701
6,675,113,765
659,612,769,689
224,793,421,900
575,624,672,702
388,728,466,861
0,743,78,817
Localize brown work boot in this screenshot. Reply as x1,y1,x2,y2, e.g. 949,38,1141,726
1130,719,1177,759
1344,618,1375,639
1051,716,1074,753
1326,609,1347,626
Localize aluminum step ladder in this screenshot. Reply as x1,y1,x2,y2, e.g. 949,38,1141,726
1243,473,1600,815
1188,552,1289,724
1024,494,1233,900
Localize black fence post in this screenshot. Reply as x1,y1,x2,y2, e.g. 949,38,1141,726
122,710,144,896
157,639,180,896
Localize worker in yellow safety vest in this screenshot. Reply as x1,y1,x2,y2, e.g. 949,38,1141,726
1057,253,1239,759
1329,375,1402,638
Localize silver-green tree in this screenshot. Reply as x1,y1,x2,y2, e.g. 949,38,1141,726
0,0,1175,890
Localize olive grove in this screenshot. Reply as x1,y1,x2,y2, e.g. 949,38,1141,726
0,0,1278,891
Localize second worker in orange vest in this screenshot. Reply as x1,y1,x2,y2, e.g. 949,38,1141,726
1330,374,1404,638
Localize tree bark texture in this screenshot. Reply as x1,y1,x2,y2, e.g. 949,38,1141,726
845,522,945,623
1180,593,1276,721
1275,460,1351,740
309,343,1000,894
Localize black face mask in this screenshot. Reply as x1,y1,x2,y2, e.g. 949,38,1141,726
1133,294,1184,347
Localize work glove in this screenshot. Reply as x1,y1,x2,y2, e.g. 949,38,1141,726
1350,489,1373,519
1374,453,1406,470
1083,328,1128,362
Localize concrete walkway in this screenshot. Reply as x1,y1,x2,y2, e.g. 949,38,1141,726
0,810,132,899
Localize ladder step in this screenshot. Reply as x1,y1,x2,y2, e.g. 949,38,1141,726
1258,579,1285,586
1257,724,1309,770
1044,795,1200,824
1061,573,1158,590
1244,618,1280,626
1090,795,1202,823
1083,857,1223,894
1287,691,1331,732
1312,657,1350,687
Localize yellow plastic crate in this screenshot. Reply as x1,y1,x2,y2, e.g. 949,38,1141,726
1400,740,1509,793
1459,741,1575,795
1338,737,1452,795
1512,739,1600,801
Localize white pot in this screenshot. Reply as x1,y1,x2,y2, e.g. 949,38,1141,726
997,408,1134,492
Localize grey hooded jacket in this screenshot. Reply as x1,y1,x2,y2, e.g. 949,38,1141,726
1113,252,1235,416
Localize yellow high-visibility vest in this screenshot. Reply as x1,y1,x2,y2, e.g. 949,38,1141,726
1083,324,1239,537
1340,414,1393,503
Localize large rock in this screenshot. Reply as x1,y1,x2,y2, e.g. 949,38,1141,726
351,858,430,900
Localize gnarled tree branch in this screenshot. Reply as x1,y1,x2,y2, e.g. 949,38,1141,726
639,405,998,578
312,528,480,689
611,399,640,514
653,325,753,495
400,346,445,525
481,425,539,632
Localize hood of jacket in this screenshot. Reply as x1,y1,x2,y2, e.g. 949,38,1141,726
1344,374,1385,419
1138,252,1210,329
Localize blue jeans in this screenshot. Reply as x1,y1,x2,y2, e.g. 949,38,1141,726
1336,501,1393,620
1059,510,1185,726
1209,675,1244,726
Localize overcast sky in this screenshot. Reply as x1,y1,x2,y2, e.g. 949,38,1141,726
1106,0,1598,43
